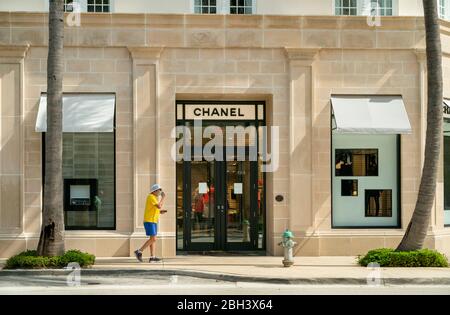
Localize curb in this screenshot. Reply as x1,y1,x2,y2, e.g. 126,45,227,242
1,268,450,285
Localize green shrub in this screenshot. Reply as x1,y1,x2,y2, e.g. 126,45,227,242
358,248,393,267
4,250,95,269
16,250,38,257
60,250,95,267
358,248,449,267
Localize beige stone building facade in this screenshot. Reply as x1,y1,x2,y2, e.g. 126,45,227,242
0,12,450,258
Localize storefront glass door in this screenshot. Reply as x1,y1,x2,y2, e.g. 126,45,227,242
176,102,265,252
179,149,260,251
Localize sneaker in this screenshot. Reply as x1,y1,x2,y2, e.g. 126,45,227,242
134,250,143,262
149,257,162,263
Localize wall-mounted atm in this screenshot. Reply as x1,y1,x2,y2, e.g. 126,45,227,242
64,179,98,212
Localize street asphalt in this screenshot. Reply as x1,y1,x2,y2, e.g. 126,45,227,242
0,256,449,294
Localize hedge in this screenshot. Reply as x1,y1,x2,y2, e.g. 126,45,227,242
358,248,448,267
4,250,95,269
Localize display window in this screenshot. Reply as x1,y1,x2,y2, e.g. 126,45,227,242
332,134,400,228
443,116,450,226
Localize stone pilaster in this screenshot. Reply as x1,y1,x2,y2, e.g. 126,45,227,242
0,46,28,239
128,47,164,253
285,48,319,236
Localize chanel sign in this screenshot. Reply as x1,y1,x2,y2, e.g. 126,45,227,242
444,101,450,119
185,104,256,120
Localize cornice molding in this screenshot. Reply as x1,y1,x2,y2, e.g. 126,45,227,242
128,47,164,61
285,48,320,64
0,45,30,59
414,49,426,63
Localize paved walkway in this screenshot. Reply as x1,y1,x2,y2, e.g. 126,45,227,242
96,256,450,283
2,256,449,285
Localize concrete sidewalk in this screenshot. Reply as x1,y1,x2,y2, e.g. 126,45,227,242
1,256,450,285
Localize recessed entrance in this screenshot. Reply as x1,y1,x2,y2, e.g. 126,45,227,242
176,101,266,252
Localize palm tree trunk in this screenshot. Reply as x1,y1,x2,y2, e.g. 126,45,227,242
397,0,443,251
37,0,65,256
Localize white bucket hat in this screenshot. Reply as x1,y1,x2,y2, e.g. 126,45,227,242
150,184,162,193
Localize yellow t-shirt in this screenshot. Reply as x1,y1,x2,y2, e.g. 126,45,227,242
144,194,160,223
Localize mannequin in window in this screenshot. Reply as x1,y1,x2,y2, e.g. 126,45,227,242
366,190,381,216
367,155,378,176
336,152,353,176
335,154,344,175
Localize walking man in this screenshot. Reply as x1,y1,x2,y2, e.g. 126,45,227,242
134,184,167,262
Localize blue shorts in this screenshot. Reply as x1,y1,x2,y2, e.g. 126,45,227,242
144,222,158,237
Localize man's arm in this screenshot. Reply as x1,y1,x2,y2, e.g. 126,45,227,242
157,191,166,210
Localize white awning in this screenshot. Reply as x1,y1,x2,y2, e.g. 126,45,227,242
331,95,412,134
35,94,115,132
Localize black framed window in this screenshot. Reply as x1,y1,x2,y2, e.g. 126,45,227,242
87,0,110,13
341,179,358,196
332,134,400,228
64,0,74,12
43,132,116,230
443,117,450,226
365,190,392,217
335,0,358,16
230,0,253,14
374,0,393,16
194,0,217,14
62,133,115,229
440,0,447,19
335,149,378,177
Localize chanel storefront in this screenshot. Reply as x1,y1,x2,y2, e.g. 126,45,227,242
175,101,266,252
1,13,450,258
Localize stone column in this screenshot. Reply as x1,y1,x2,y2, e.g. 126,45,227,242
285,48,319,237
0,46,28,256
128,47,164,255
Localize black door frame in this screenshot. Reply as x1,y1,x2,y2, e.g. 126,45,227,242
176,101,266,253
181,145,260,251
